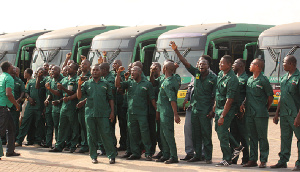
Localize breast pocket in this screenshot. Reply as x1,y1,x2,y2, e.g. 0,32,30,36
289,81,298,94
218,81,227,95
253,85,264,96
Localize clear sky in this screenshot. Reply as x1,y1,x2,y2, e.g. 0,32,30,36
1,0,300,33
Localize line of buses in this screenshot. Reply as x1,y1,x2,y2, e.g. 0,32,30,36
0,22,299,109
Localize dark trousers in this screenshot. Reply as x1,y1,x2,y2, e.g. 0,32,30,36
0,108,16,154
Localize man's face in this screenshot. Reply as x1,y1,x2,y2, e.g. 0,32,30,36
52,67,60,78
249,60,258,72
61,66,68,76
198,60,209,74
11,67,16,77
80,60,90,72
43,63,49,72
219,58,231,71
112,61,120,71
68,64,76,75
150,64,160,76
131,68,140,80
232,60,241,72
283,57,291,72
91,66,101,78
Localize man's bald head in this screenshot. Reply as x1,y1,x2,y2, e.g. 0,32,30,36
132,66,142,72
114,60,122,66
285,55,297,66
99,62,110,71
82,59,91,66
53,65,61,72
254,58,265,71
133,61,143,69
164,61,175,73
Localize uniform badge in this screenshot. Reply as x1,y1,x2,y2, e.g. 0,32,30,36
196,74,200,80
102,86,107,89
292,80,298,85
256,85,263,89
209,80,214,84
142,87,148,90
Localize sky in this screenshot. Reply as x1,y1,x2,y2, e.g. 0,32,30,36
1,0,300,33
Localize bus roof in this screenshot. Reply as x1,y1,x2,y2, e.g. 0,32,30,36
0,30,49,42
93,25,167,40
260,22,300,37
38,25,109,40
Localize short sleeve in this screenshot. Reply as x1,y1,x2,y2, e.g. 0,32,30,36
20,80,25,93
164,82,177,102
147,82,155,100
6,76,14,90
262,77,274,97
81,82,87,97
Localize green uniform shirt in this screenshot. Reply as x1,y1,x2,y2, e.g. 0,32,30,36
50,75,65,113
279,69,300,117
237,72,249,106
245,72,273,117
110,70,125,104
81,78,113,117
157,75,179,116
79,71,91,101
25,79,45,110
13,77,25,100
61,75,78,112
121,79,155,116
0,72,14,108
187,65,217,115
215,69,239,115
44,75,52,113
104,72,116,96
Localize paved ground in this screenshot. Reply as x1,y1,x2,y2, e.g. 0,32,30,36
0,113,298,172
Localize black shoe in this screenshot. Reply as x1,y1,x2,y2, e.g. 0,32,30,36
69,149,76,153
155,157,168,162
165,158,179,164
2,142,6,145
109,158,115,164
180,154,193,161
92,159,98,164
293,165,300,171
25,142,34,146
145,155,152,161
75,149,88,153
187,157,201,162
63,147,70,151
49,148,62,152
117,147,126,151
152,152,163,159
121,152,132,158
126,155,141,160
6,152,20,157
270,163,287,168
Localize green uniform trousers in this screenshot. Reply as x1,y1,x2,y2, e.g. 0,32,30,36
0,139,3,157
16,107,42,145
278,115,300,166
215,112,235,161
78,108,89,151
128,114,152,157
148,112,157,155
86,116,117,159
52,112,60,143
45,112,54,147
156,120,162,153
160,116,178,160
192,111,212,160
230,115,249,163
55,109,79,151
11,109,20,138
247,116,269,162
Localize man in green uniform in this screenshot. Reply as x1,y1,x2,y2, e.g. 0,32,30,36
170,41,216,163
75,59,91,153
45,66,64,147
241,58,273,168
213,55,239,167
15,68,46,147
271,55,300,171
230,58,249,164
116,66,156,161
11,67,25,138
0,61,21,159
49,63,79,153
77,64,117,164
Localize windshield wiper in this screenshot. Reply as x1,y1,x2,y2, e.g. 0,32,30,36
48,48,60,62
155,52,161,62
38,48,47,62
286,45,299,56
108,49,120,65
176,48,191,65
267,47,281,76
0,51,7,61
163,49,169,60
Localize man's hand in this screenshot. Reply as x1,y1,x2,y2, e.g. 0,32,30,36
16,98,22,104
98,56,103,64
124,72,130,80
28,97,36,106
44,99,49,107
63,95,69,103
218,117,224,126
174,113,181,124
273,111,279,125
52,100,60,106
80,55,87,61
174,63,179,69
207,111,215,119
240,104,245,113
76,100,86,108
182,99,188,111
109,112,115,122
156,111,160,121
294,115,300,127
57,83,63,90
45,82,51,90
78,77,84,86
169,41,178,51
66,52,72,60
118,66,125,75
37,70,43,78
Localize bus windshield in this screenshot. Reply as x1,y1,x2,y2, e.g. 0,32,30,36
0,54,16,73
31,49,69,72
154,50,204,78
0,42,16,52
89,51,133,71
262,48,300,83
36,39,70,49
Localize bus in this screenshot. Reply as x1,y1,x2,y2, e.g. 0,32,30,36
88,25,181,75
0,30,50,77
154,23,273,109
31,25,122,72
257,22,300,106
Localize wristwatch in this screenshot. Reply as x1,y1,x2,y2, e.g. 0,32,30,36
220,115,224,118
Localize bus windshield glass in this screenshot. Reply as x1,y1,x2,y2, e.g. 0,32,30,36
262,48,300,82
154,50,204,78
31,49,69,72
36,39,70,49
91,39,131,49
89,51,133,71
157,37,202,50
0,54,16,73
0,42,16,51
260,35,300,48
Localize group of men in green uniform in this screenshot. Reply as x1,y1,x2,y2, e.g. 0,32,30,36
1,42,300,170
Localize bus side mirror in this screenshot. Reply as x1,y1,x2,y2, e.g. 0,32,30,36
213,47,218,59
243,49,248,60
